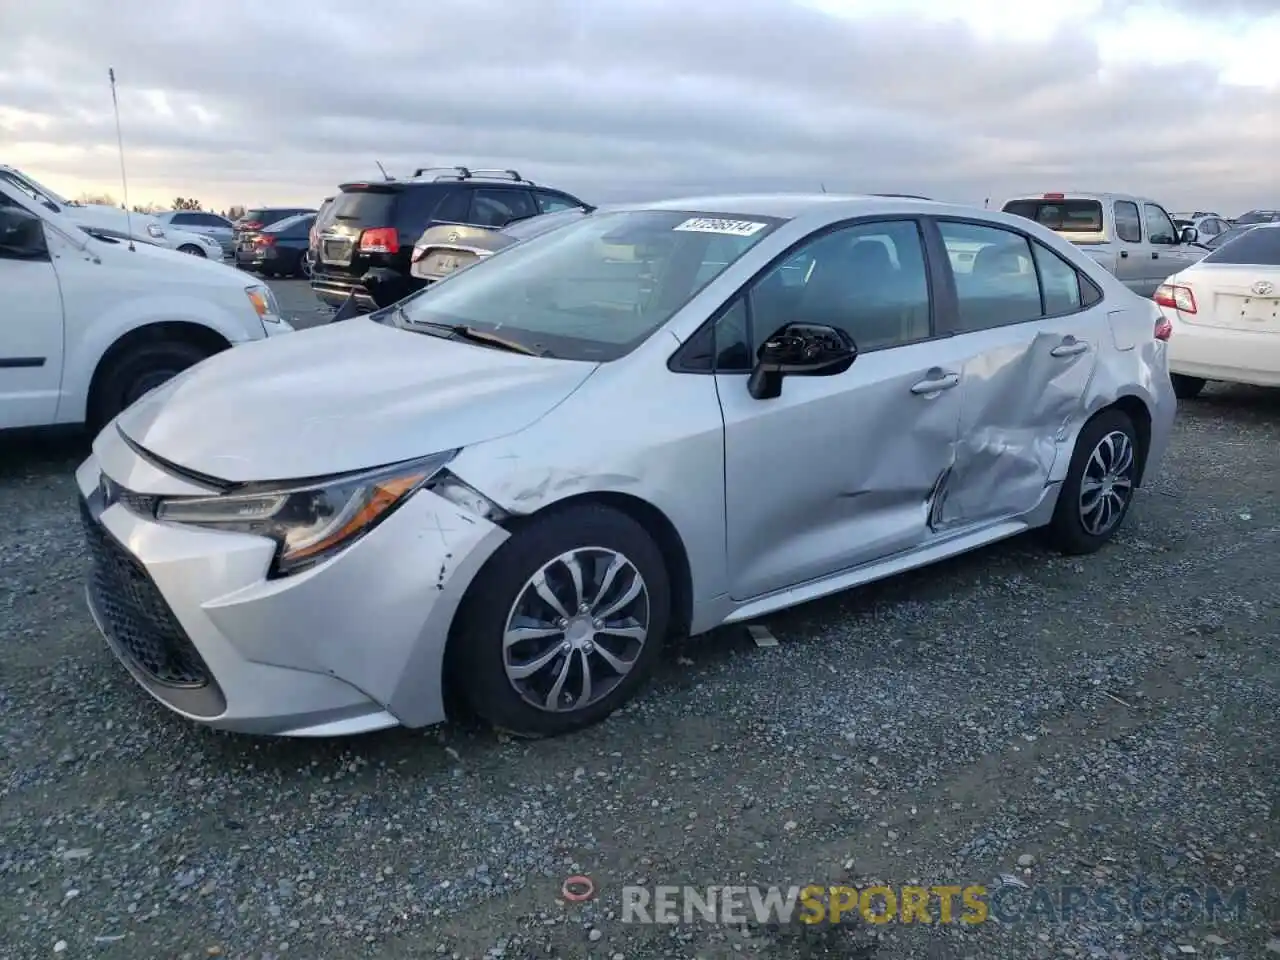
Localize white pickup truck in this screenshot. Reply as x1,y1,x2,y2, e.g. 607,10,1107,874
0,178,293,433
1002,192,1207,298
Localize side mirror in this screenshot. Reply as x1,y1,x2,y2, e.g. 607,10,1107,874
1179,226,1199,244
0,207,49,258
747,322,857,400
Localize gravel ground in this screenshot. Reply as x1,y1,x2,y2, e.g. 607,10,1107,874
2,332,1278,958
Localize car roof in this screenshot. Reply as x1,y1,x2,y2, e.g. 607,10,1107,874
616,193,953,221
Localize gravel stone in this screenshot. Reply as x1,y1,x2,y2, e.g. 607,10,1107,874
1,330,1277,959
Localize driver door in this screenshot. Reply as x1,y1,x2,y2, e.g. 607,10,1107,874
0,197,64,428
713,218,967,601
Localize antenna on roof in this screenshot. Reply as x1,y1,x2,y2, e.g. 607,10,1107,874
107,67,136,251
820,183,827,193
375,160,392,181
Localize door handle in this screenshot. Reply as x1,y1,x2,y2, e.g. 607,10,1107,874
910,370,960,394
1050,339,1090,358
1152,252,1159,259
1119,250,1129,259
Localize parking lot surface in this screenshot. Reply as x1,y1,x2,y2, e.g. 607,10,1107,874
1,296,1277,958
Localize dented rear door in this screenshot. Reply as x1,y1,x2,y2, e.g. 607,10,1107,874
931,217,1107,528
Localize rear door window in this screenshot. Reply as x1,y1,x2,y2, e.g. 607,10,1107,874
1203,227,1280,265
432,189,471,223
1002,199,1103,232
1113,201,1142,243
535,191,582,214
467,189,537,227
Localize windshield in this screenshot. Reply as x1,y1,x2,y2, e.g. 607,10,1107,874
0,169,67,210
1002,199,1103,232
386,209,782,361
1203,226,1280,265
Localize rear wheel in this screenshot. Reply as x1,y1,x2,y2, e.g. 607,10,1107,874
453,504,670,738
1045,408,1140,555
177,244,206,257
1171,374,1206,399
88,340,211,433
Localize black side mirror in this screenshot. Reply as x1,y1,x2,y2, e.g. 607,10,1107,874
0,207,49,258
747,322,857,400
1179,226,1199,244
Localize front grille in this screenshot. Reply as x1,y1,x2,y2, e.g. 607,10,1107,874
79,498,212,688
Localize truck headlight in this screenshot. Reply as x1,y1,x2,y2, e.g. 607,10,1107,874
156,452,458,576
245,284,284,324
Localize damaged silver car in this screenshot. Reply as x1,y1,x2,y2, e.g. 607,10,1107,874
76,195,1176,738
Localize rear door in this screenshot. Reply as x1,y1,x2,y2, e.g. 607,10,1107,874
929,217,1109,527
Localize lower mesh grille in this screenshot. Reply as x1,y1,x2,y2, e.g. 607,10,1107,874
79,498,212,688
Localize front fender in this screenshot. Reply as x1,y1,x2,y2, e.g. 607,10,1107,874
59,293,258,424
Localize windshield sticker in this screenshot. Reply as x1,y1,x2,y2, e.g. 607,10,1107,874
673,217,768,237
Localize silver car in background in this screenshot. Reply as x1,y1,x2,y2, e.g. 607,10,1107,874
154,210,236,257
76,194,1176,739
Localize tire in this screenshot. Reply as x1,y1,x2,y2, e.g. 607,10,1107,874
452,504,671,737
88,339,212,433
1045,408,1141,556
299,254,312,279
177,244,206,257
1171,374,1206,400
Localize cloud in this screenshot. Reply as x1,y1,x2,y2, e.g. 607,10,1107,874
0,0,1276,214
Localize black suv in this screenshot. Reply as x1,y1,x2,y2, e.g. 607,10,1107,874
309,167,588,310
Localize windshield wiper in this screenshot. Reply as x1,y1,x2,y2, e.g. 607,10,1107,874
393,310,548,356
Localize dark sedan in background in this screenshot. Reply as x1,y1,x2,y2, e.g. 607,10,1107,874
238,213,316,277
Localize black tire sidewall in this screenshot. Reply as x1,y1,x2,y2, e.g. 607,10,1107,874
91,340,210,432
178,244,205,257
453,504,671,737
1048,408,1139,555
1171,374,1205,399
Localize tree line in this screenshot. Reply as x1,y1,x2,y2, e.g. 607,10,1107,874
75,192,246,219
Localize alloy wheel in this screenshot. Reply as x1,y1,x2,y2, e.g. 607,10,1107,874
502,547,650,713
1079,430,1135,536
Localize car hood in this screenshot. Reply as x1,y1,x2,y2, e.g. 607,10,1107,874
115,318,598,483
99,236,251,283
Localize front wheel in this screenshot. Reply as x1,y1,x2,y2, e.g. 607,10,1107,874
1045,408,1140,555
88,340,212,434
1171,374,1206,400
452,504,670,737
177,244,206,257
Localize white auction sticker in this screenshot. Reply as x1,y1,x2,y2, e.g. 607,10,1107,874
672,217,768,237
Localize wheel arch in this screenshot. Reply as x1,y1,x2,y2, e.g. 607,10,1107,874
1106,393,1153,486
440,490,695,718
84,321,232,424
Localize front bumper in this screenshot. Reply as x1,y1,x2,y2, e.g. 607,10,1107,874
76,428,509,736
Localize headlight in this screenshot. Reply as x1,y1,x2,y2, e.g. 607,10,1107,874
147,223,165,239
155,452,457,576
245,283,284,324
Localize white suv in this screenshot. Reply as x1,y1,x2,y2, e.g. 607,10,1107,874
0,182,293,432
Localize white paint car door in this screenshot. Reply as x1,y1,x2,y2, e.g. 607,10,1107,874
0,211,64,428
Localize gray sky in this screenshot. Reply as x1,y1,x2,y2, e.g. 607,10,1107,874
1,0,1277,213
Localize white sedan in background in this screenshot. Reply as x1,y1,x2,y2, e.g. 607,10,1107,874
1155,222,1280,397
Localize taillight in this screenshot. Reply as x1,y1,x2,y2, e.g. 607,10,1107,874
256,235,276,246
242,221,262,231
1043,192,1065,200
1154,316,1172,341
359,227,399,254
1154,283,1196,314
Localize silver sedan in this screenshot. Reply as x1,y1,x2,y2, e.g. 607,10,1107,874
77,194,1176,738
